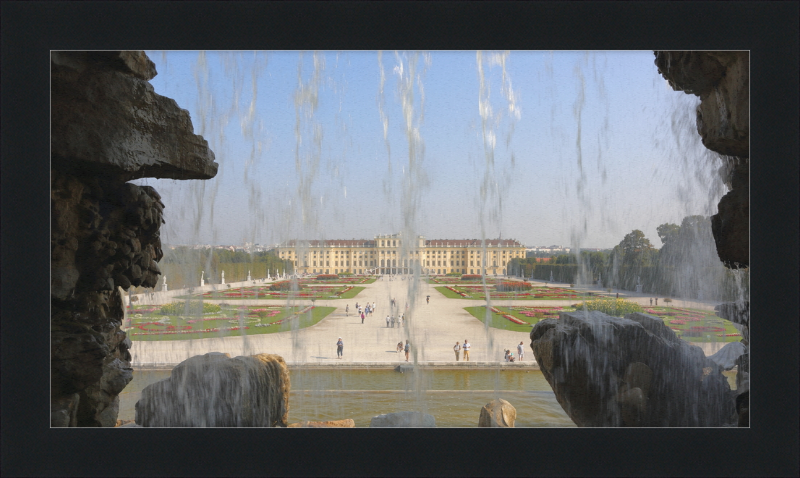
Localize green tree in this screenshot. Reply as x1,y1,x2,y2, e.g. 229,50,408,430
656,223,681,245
617,229,655,268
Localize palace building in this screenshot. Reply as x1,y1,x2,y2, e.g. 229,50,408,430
275,233,526,276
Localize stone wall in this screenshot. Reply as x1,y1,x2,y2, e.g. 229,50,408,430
654,51,749,268
50,51,217,426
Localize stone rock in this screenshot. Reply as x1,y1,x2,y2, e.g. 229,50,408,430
370,411,436,427
710,159,749,268
135,353,290,427
654,51,749,269
50,51,217,426
478,399,516,427
530,310,736,427
51,51,218,181
655,51,748,157
706,341,747,371
288,419,355,428
51,393,80,427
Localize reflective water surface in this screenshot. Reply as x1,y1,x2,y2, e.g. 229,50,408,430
119,368,736,427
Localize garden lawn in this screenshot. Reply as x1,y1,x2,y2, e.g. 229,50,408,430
127,305,336,341
435,286,466,299
464,306,545,332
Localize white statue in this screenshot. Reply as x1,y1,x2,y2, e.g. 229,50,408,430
221,270,225,285
247,270,251,282
550,271,554,283
162,275,168,292
200,271,205,287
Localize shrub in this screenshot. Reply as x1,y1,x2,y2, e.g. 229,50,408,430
663,297,673,303
496,281,533,292
160,302,221,316
316,274,339,281
461,274,482,281
607,288,613,293
575,298,643,317
446,272,461,276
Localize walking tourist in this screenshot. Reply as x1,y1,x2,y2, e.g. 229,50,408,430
517,341,524,361
346,304,349,316
386,315,390,327
454,341,461,361
655,297,658,306
404,340,410,362
361,311,365,324
426,295,430,304
463,339,471,361
400,314,404,327
391,316,396,328
336,337,343,358
649,297,653,306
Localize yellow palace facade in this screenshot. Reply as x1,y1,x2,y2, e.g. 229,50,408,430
276,233,526,276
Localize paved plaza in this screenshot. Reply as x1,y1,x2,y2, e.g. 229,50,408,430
128,277,723,366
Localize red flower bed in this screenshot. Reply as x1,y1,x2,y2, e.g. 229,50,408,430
316,274,339,280
496,281,533,292
461,274,482,280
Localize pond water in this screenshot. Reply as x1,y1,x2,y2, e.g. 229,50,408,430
118,368,737,427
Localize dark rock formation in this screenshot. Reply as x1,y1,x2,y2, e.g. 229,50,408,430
51,51,218,426
135,353,290,427
478,399,516,427
654,51,749,268
530,310,737,427
370,411,436,427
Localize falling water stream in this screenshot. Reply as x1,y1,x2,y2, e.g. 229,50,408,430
125,50,747,427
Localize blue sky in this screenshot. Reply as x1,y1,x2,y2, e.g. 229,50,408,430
134,51,724,249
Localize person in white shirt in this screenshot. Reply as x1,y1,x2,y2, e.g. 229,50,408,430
454,341,461,361
517,341,525,361
386,315,390,327
463,339,471,361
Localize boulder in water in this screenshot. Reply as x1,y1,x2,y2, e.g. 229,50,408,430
478,399,516,427
530,310,736,427
135,352,290,427
370,411,435,427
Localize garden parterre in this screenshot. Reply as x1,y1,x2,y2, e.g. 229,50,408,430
125,304,335,341
465,305,742,342
177,284,363,300
437,284,603,300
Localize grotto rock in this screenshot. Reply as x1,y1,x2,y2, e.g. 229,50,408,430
478,399,516,427
654,51,749,268
134,353,290,427
530,310,736,427
51,51,218,181
654,51,748,157
50,51,217,426
370,411,436,427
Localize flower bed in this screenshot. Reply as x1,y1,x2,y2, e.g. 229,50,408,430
496,281,533,292
316,274,340,280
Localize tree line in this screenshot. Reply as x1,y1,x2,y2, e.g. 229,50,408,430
508,215,749,302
